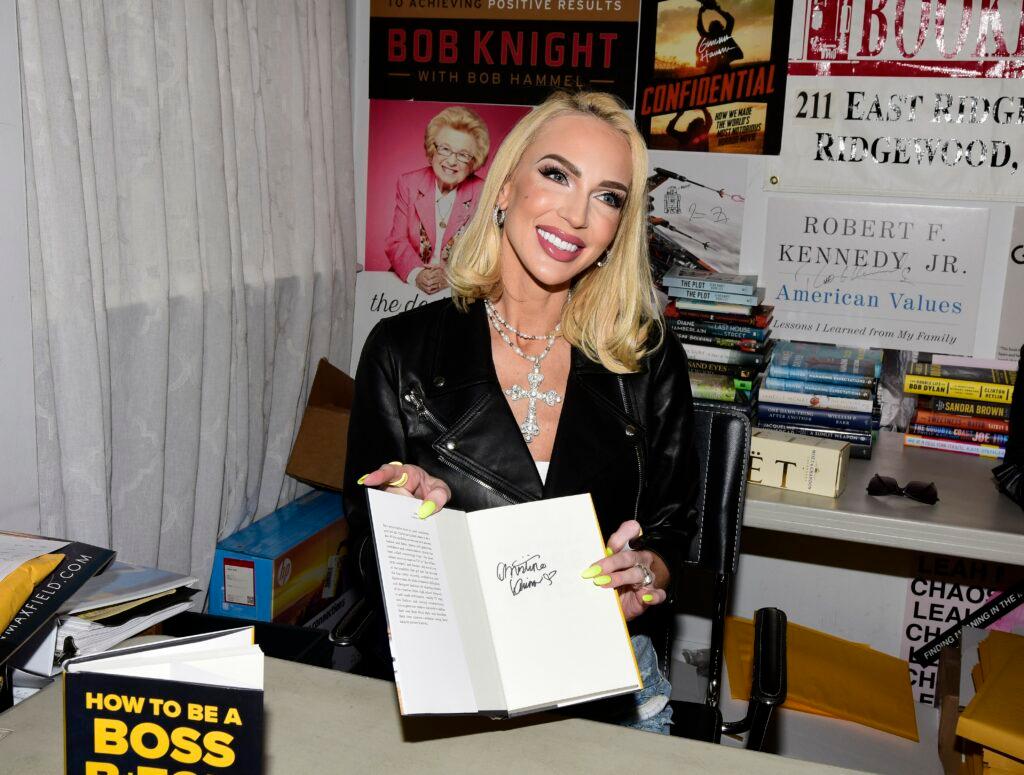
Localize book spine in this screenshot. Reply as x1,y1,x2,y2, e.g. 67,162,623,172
773,352,881,378
763,376,873,400
688,359,757,380
903,374,1014,404
767,363,875,387
758,388,874,413
919,397,1012,420
669,287,763,305
681,342,766,367
913,409,1010,433
674,331,762,351
669,319,770,341
903,433,1006,459
665,277,757,294
757,403,873,431
908,363,1016,384
908,423,1008,446
676,308,773,327
756,421,873,446
690,381,737,401
673,299,754,315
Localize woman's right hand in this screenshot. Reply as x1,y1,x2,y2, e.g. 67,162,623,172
358,462,451,519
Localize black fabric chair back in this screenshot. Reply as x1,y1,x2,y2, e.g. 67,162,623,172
684,403,752,575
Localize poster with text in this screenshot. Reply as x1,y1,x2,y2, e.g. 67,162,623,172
351,100,530,368
761,197,988,355
635,0,792,154
369,0,640,106
767,1,1024,201
997,207,1024,362
647,150,747,281
901,554,1023,705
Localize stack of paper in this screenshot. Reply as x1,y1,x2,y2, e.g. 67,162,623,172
956,631,1024,772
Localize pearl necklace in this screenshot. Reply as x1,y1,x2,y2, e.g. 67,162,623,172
485,297,567,443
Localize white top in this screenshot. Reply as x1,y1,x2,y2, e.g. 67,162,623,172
535,461,550,485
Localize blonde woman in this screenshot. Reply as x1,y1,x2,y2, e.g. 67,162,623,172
384,105,491,295
346,92,697,733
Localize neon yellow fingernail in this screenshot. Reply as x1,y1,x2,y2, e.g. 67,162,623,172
605,547,614,557
357,474,369,485
642,593,654,603
581,565,602,579
387,472,409,488
593,575,612,586
388,460,403,466
417,500,437,519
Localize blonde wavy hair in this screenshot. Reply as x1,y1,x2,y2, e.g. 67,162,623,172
424,106,491,171
446,91,661,374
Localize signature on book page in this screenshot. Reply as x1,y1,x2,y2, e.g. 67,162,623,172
495,554,557,597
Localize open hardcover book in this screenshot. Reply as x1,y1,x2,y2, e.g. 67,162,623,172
367,490,641,717
64,628,264,774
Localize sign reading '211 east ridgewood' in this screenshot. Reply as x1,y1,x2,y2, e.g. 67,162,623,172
761,197,988,355
767,0,1024,201
368,0,640,106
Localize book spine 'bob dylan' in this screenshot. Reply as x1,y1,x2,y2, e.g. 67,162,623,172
903,375,1014,404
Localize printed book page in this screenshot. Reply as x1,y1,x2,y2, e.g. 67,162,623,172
367,489,480,714
66,629,263,690
466,494,641,714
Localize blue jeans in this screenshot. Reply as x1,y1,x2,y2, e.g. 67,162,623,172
570,634,674,735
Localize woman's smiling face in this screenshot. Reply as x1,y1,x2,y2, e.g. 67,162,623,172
497,113,632,290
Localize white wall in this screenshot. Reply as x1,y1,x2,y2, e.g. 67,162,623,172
0,0,41,532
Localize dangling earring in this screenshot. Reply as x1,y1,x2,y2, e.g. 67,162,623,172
493,206,506,228
596,253,608,267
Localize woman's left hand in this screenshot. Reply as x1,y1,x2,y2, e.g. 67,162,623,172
583,520,669,622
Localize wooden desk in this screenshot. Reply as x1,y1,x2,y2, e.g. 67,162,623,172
0,655,866,774
744,431,1024,565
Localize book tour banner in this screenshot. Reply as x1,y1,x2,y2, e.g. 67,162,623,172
767,1,1024,201
368,0,640,106
760,197,988,355
635,0,792,154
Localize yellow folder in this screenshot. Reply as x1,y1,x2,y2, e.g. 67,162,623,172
0,553,65,631
724,615,919,741
957,632,1024,762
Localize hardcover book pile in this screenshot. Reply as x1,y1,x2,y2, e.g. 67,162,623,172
662,267,773,416
756,341,882,460
903,362,1017,459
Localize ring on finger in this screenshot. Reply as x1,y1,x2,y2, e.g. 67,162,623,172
634,562,654,588
387,472,409,488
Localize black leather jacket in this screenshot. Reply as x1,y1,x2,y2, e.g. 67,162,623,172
342,298,698,644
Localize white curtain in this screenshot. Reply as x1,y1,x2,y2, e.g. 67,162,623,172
18,0,356,588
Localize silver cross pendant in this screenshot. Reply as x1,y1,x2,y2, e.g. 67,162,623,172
505,368,562,443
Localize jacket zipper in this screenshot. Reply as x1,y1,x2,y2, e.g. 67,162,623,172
403,388,518,504
618,377,644,523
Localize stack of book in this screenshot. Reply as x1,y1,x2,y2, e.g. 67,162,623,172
662,267,773,416
903,362,1016,458
756,341,882,459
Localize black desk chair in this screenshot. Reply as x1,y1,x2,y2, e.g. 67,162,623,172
332,404,787,747
668,403,787,750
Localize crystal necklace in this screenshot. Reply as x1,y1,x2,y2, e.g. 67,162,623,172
485,297,566,443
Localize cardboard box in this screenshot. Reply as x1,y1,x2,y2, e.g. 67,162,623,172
748,429,851,497
208,491,354,628
286,358,355,491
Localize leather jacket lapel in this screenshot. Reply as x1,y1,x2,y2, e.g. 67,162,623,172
418,301,543,503
545,350,644,501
